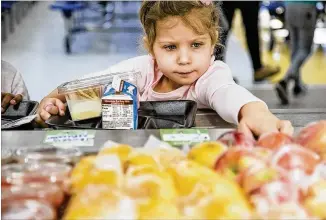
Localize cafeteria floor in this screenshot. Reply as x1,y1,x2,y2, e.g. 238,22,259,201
2,1,326,108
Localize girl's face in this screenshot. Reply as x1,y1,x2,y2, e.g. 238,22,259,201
152,16,215,88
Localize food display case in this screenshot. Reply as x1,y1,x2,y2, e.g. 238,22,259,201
1,119,325,219
1,96,325,220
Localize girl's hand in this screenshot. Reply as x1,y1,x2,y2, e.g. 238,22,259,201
238,102,294,138
35,98,66,127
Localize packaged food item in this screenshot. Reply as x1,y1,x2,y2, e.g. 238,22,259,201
64,184,137,220
98,142,133,164
304,180,326,219
1,199,56,220
14,146,82,164
296,120,326,156
70,155,123,193
57,71,140,121
257,132,294,150
218,131,256,148
188,141,228,168
214,147,272,182
1,148,12,164
2,183,64,208
270,144,320,187
1,162,71,192
101,78,138,130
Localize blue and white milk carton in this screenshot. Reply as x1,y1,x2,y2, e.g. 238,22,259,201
101,77,138,130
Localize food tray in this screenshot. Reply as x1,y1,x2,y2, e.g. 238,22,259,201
1,101,38,119
45,100,197,129
1,101,39,130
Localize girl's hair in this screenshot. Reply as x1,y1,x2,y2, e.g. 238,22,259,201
139,1,222,54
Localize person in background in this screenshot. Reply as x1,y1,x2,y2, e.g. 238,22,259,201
1,60,30,113
216,1,280,83
35,0,293,137
275,1,317,105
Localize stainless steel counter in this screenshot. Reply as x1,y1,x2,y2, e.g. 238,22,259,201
1,108,324,153
1,129,233,153
195,108,326,128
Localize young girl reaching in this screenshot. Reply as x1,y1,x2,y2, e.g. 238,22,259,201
36,0,293,137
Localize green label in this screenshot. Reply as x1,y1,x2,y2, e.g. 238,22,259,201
43,130,96,147
160,129,210,147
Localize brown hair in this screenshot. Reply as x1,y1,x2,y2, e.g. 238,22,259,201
139,1,221,54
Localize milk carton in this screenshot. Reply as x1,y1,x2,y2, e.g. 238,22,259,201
101,78,138,130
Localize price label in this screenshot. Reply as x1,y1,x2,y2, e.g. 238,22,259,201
160,129,210,147
43,130,96,147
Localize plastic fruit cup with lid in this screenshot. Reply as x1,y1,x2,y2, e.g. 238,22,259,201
1,199,56,220
14,146,82,164
1,162,72,192
1,183,64,208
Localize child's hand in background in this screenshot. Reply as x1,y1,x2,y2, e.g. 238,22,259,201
35,98,66,127
1,92,23,113
238,101,293,138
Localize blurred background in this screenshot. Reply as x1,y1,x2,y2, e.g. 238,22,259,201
1,1,326,108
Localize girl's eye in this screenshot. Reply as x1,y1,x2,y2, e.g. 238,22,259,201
164,45,176,51
192,42,203,48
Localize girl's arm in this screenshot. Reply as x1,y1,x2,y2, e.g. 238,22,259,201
196,61,293,137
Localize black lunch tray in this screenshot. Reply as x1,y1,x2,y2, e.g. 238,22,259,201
45,100,197,129
1,101,39,130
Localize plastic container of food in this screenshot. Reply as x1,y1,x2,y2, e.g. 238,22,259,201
57,71,141,121
2,183,64,208
14,146,82,164
2,149,12,164
1,199,56,220
1,162,71,192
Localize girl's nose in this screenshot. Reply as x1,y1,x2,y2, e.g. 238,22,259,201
177,48,191,65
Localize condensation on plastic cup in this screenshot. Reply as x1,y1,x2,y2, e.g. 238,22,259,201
1,199,56,220
1,162,72,192
14,146,82,164
2,183,65,208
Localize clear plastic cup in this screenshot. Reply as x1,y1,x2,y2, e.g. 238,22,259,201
2,183,65,208
58,70,141,121
14,146,82,164
1,148,12,164
1,162,71,192
1,199,56,220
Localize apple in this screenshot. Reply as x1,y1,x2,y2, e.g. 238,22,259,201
270,144,320,187
296,120,326,156
257,132,294,150
217,131,256,148
304,180,326,219
250,179,301,211
188,141,228,168
214,147,272,181
240,163,288,195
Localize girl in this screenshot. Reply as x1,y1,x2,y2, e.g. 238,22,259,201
36,0,293,137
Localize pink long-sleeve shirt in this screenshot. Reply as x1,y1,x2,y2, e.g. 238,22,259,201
82,55,266,124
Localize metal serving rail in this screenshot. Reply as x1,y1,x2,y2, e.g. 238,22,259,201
1,108,324,153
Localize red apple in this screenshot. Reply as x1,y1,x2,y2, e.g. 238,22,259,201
271,144,320,186
296,120,326,156
217,130,256,148
250,179,301,209
307,161,326,187
214,147,272,182
240,163,288,195
257,132,294,150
